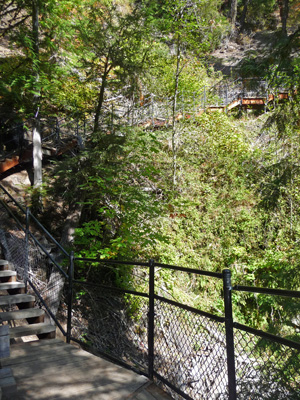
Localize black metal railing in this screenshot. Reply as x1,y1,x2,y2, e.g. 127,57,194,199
67,257,300,400
0,183,70,340
0,184,299,399
0,114,89,165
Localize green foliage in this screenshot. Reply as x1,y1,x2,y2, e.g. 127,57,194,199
2,0,300,347
143,44,216,98
50,127,166,261
238,0,278,30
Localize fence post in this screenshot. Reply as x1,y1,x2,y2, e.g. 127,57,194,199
24,207,30,293
67,251,74,344
265,84,268,114
55,118,60,146
151,94,154,128
223,269,237,400
148,259,155,380
225,84,228,111
111,103,114,133
193,92,196,119
84,114,86,137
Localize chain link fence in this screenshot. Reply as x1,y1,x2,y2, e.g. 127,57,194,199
153,299,228,400
71,282,149,373
0,185,69,334
234,328,300,399
1,185,299,399
67,259,300,400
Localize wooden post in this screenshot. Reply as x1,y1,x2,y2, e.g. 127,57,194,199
0,325,10,360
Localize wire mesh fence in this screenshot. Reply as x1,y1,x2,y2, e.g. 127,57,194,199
234,328,300,399
0,185,69,333
71,282,149,373
1,184,300,399
153,299,228,400
0,77,290,166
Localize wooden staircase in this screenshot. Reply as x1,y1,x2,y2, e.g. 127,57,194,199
0,259,56,342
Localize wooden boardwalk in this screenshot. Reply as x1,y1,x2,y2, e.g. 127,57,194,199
1,339,173,400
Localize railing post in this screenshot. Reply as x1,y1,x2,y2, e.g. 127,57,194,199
25,207,30,292
151,94,154,128
265,83,268,114
148,259,155,380
225,84,228,110
223,269,237,400
111,103,114,133
193,92,196,119
67,251,74,344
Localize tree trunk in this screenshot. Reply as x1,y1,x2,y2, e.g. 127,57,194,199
172,35,181,188
240,0,251,31
93,60,110,133
279,0,289,36
32,0,42,188
33,116,42,187
230,0,238,33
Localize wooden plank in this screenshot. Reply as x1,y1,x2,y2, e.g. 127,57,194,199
145,383,173,399
242,98,265,105
0,282,25,291
227,99,240,110
7,338,65,354
4,340,172,400
0,325,10,358
9,323,56,338
5,340,149,400
135,391,156,400
0,271,16,278
5,345,80,366
0,367,17,400
127,382,173,400
0,157,19,174
0,294,35,306
0,308,44,321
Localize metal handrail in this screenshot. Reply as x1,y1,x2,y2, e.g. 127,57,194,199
0,184,70,338
1,187,299,399
0,183,70,258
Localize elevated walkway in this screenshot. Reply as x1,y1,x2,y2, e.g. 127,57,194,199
2,339,172,399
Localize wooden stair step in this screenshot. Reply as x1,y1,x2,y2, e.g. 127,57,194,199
0,294,35,307
9,323,56,339
0,260,10,270
0,270,17,278
0,271,16,278
0,282,25,291
0,308,44,321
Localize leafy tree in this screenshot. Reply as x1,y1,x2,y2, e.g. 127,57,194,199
144,0,228,186
230,0,238,32
71,0,150,133
48,127,165,260
0,0,31,37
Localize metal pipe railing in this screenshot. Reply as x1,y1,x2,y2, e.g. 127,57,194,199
1,186,299,400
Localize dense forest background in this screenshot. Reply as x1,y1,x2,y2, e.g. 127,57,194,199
0,0,300,337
